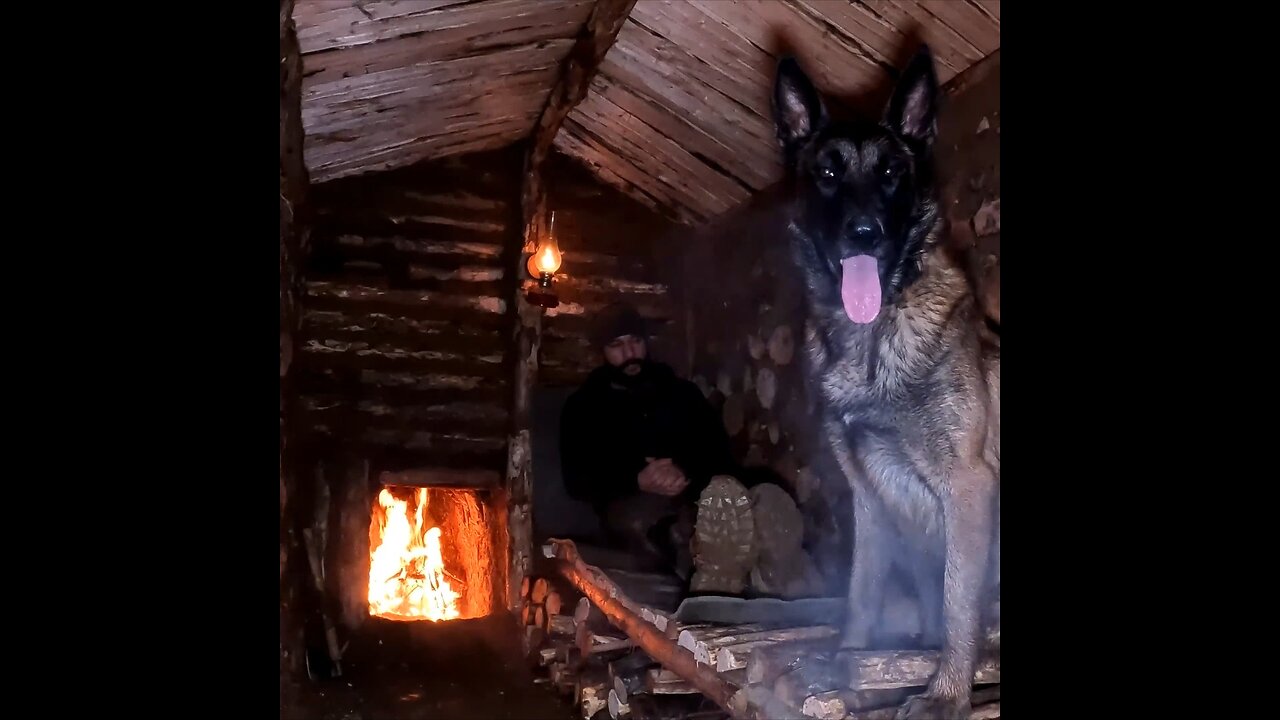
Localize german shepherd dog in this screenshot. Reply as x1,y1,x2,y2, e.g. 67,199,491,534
772,46,1000,719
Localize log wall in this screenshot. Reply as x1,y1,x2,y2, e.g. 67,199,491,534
675,54,1002,596
537,151,685,386
937,50,1000,326
296,146,523,473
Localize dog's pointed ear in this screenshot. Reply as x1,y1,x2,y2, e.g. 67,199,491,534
774,57,827,154
885,44,940,147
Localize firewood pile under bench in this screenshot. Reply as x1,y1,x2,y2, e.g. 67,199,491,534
517,539,1000,720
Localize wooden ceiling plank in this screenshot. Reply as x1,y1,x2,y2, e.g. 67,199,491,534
605,21,779,155
590,70,773,191
296,0,592,55
687,0,889,111
861,1,984,72
568,91,749,219
917,0,1000,56
628,2,775,118
552,128,681,221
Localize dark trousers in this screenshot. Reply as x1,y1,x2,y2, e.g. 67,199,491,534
602,492,695,576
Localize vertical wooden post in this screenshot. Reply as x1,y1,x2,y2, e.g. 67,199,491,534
503,0,638,613
279,0,310,695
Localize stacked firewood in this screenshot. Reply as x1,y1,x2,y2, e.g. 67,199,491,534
526,540,1001,720
520,576,725,720
729,645,1000,720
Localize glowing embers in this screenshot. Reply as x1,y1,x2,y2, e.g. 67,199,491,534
367,486,494,622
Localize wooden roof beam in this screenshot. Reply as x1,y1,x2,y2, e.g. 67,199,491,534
522,0,638,249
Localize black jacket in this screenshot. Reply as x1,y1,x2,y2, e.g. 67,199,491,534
559,361,737,514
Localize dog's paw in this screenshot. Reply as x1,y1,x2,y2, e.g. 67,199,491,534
894,693,969,720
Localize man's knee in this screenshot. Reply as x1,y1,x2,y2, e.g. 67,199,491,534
605,494,676,539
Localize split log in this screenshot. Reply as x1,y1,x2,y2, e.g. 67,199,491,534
551,661,579,696
728,684,804,720
532,577,551,604
755,368,777,410
547,613,577,637
844,687,1001,720
535,605,547,630
546,589,565,617
546,539,738,710
640,607,670,632
608,650,655,705
677,624,763,656
577,666,612,720
841,649,1000,690
768,325,794,365
522,601,540,626
521,576,531,600
713,626,840,672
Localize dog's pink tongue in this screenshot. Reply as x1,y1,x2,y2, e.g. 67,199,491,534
841,255,882,324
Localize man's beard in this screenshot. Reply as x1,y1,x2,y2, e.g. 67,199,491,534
609,358,648,387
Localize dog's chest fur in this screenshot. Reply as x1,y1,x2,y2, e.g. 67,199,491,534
801,249,977,537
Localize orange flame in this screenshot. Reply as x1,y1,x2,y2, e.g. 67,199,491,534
368,488,460,622
535,242,562,274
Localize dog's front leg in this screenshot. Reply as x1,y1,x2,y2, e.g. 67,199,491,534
896,460,996,720
841,485,892,649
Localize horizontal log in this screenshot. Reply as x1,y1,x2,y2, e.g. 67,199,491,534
303,443,507,473
712,627,840,672
298,410,507,440
308,265,508,297
298,343,506,378
301,323,507,357
306,280,507,313
305,290,509,328
378,467,502,489
842,650,1000,691
320,233,506,262
293,367,508,402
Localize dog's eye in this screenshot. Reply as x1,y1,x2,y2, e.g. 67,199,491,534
883,166,896,178
819,167,836,180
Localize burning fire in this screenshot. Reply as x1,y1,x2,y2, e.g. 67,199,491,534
368,488,460,622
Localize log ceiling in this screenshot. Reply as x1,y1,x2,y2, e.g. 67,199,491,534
293,0,999,223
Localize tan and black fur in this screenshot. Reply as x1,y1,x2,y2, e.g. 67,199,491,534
773,46,1000,720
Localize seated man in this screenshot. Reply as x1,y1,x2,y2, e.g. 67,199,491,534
559,303,822,597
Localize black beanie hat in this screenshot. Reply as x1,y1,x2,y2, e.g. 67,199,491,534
592,302,647,348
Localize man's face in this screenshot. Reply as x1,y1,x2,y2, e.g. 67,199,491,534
603,334,647,375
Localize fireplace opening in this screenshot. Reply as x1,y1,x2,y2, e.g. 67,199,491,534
368,485,498,622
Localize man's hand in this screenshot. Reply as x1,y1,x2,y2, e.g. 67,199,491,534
638,457,689,497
